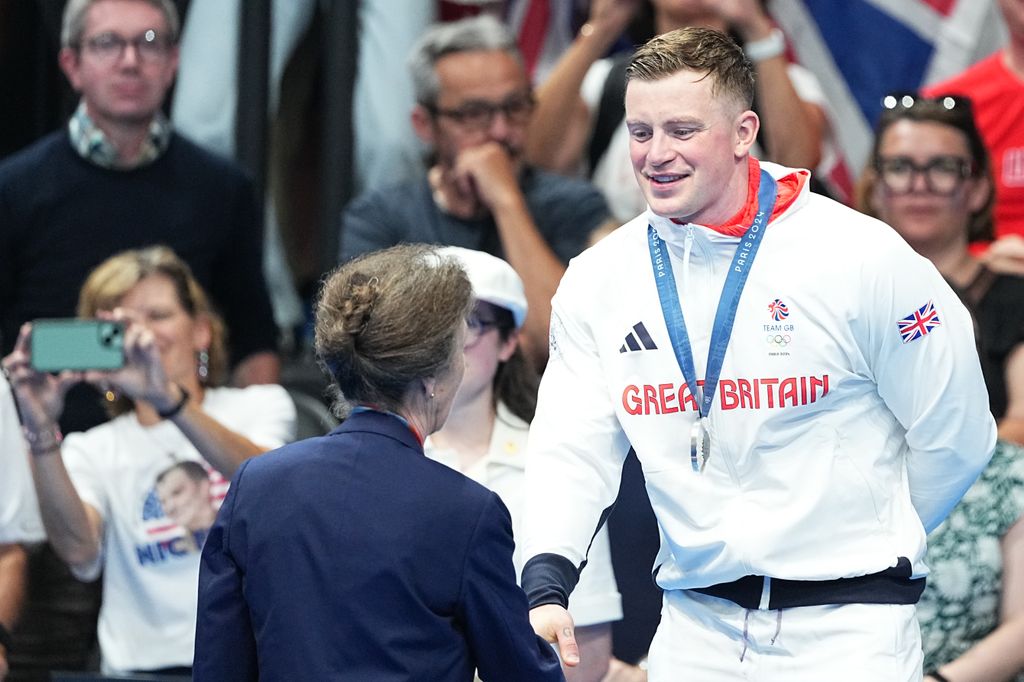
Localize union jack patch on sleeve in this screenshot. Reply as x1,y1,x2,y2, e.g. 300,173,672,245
897,300,942,344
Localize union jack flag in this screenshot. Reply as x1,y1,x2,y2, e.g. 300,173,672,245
898,300,942,343
768,299,790,321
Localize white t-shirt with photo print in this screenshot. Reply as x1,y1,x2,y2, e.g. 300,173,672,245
61,384,296,674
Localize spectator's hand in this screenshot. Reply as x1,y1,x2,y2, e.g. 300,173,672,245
83,310,177,413
451,142,524,214
2,324,80,432
982,234,1024,276
586,0,643,38
602,657,648,681
530,604,580,668
709,0,775,41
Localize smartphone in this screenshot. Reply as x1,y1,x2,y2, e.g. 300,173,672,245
30,319,125,372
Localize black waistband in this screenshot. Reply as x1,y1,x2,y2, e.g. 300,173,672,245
691,558,925,610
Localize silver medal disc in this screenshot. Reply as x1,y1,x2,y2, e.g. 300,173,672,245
690,419,711,473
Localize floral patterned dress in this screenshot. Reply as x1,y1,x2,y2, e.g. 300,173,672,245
918,441,1024,674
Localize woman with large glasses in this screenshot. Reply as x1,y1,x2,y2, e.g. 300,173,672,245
425,247,627,681
858,94,1024,682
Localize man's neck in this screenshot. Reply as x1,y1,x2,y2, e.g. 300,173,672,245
99,120,153,166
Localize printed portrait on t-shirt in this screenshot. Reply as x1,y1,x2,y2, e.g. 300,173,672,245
136,460,227,565
156,460,219,534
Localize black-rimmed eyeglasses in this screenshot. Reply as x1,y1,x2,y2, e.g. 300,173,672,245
78,30,173,64
428,95,535,132
874,155,974,195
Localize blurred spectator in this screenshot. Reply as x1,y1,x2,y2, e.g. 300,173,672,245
427,246,627,681
0,376,45,682
924,0,1024,265
527,0,828,223
857,92,1024,444
0,246,295,675
859,91,1024,680
917,441,1024,682
339,14,611,368
0,0,280,389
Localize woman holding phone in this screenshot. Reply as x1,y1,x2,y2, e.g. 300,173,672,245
1,245,295,676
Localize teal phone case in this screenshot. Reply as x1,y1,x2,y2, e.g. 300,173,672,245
31,319,125,372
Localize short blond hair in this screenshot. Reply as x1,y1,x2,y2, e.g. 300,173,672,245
627,27,755,113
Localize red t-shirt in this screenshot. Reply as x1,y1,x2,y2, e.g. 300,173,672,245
924,53,1024,239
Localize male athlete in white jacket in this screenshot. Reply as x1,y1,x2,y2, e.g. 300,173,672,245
522,27,996,681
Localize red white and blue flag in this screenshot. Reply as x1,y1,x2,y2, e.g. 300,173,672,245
771,0,1004,202
898,300,942,343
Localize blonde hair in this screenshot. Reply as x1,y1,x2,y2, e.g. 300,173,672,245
627,27,755,113
78,246,227,413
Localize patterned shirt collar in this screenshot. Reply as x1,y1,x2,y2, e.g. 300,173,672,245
67,100,172,170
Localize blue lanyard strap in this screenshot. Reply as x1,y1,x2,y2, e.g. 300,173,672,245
648,169,779,418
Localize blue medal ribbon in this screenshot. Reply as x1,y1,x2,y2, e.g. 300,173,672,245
647,169,779,469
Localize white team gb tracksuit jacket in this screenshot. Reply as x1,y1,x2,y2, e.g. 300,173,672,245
522,161,996,594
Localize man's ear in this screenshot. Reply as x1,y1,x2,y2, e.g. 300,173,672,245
734,109,760,158
411,104,436,146
58,47,82,91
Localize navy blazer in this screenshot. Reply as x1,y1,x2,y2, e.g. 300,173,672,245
193,410,563,681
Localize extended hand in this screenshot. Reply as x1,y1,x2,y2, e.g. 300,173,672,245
530,604,580,668
983,234,1024,276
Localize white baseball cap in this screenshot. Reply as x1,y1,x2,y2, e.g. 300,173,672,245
438,246,528,329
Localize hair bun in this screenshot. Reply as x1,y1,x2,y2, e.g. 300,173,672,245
341,274,379,336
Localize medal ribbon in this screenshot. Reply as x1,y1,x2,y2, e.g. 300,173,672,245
647,169,779,437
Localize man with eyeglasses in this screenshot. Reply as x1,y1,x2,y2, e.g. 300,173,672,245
340,15,612,370
0,0,280,676
0,0,278,388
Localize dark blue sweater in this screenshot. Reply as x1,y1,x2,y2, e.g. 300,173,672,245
0,130,277,362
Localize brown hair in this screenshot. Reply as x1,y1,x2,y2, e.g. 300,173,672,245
474,301,538,424
316,244,472,417
856,93,994,243
78,246,228,414
626,26,755,113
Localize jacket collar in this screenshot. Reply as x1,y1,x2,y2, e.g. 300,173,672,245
330,409,424,454
658,158,809,239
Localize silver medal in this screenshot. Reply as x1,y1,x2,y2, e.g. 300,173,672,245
689,418,711,473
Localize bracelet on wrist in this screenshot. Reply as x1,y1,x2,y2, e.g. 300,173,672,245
744,27,786,62
22,424,63,457
156,384,190,420
926,671,952,682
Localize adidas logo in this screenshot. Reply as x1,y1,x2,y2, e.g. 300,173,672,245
620,322,658,353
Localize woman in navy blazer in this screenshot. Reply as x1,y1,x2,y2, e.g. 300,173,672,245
193,244,563,681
